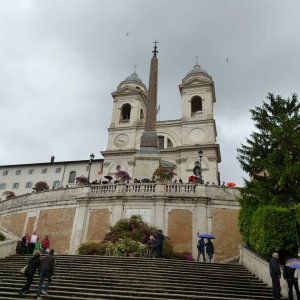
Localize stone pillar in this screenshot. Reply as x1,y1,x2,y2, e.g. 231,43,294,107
68,203,89,254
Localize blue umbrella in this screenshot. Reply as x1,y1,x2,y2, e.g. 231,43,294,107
286,258,300,268
198,233,216,239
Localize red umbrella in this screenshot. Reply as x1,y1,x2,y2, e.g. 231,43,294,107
188,176,198,183
226,182,236,187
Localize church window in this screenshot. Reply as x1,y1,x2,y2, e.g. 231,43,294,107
3,170,8,176
140,109,144,122
191,96,203,117
16,169,21,175
158,136,164,149
158,136,173,149
28,169,34,174
0,183,6,189
55,167,61,173
120,104,131,123
68,171,76,183
25,182,33,188
42,168,47,174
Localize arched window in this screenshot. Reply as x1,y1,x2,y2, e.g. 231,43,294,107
120,104,131,123
158,136,164,149
68,171,76,183
167,138,173,148
140,109,144,123
157,136,173,149
191,96,203,117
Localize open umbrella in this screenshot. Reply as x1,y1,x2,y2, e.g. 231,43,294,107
198,233,216,239
188,175,198,183
286,258,300,268
104,175,113,182
226,182,236,187
141,178,151,183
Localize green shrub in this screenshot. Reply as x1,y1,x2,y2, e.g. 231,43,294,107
105,238,147,257
239,207,256,245
249,206,296,257
78,242,107,255
0,232,5,242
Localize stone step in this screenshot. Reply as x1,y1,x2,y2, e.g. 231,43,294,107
0,255,278,299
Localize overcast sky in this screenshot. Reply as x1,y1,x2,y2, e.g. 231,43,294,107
1,0,299,186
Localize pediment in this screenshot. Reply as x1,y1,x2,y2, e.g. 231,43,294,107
181,76,212,88
112,86,144,97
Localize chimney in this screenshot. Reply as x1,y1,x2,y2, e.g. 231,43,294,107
50,156,55,163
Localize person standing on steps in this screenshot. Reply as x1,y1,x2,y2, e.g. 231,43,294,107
197,236,206,262
28,231,39,254
269,252,281,300
283,258,300,300
19,250,41,297
41,235,50,255
147,235,156,258
205,238,214,263
36,249,56,300
155,229,165,258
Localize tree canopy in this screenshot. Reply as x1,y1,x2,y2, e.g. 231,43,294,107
237,93,300,207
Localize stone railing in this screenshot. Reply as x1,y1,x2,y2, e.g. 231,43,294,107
0,226,20,258
0,183,240,214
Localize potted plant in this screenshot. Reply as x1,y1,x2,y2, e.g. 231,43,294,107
76,175,88,185
32,181,49,192
116,170,131,183
2,191,16,200
152,167,176,183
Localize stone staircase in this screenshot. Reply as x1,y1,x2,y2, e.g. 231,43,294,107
0,254,277,299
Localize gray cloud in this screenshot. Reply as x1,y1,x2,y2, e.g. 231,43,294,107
1,0,299,186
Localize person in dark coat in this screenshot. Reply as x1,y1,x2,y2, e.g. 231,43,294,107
197,237,206,262
283,260,300,300
206,238,214,262
36,249,56,299
147,236,156,258
155,229,165,258
269,252,281,300
19,250,41,297
21,233,29,254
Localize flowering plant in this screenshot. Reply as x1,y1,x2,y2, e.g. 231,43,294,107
2,191,15,200
76,175,88,184
33,181,49,192
152,167,176,182
116,170,131,181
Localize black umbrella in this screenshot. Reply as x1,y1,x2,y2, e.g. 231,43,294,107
104,175,113,182
141,178,151,183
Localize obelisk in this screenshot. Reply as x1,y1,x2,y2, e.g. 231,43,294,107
133,42,161,180
140,41,159,153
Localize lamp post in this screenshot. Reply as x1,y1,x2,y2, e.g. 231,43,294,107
288,196,300,258
198,149,204,184
87,153,95,184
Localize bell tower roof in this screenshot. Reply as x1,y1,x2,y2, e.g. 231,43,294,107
186,63,209,77
125,71,144,84
117,70,147,92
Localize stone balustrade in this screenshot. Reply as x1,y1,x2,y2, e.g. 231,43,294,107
0,183,240,214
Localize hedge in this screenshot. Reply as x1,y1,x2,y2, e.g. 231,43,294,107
249,206,296,257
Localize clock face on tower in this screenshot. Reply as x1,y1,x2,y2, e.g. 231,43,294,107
114,134,129,147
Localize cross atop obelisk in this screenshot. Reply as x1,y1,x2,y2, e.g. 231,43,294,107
140,41,159,153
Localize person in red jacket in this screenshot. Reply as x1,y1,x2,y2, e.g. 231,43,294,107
41,236,50,255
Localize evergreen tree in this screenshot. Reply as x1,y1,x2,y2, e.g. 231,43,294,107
237,93,300,245
237,93,300,206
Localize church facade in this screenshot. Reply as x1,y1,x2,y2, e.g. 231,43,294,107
101,63,221,184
